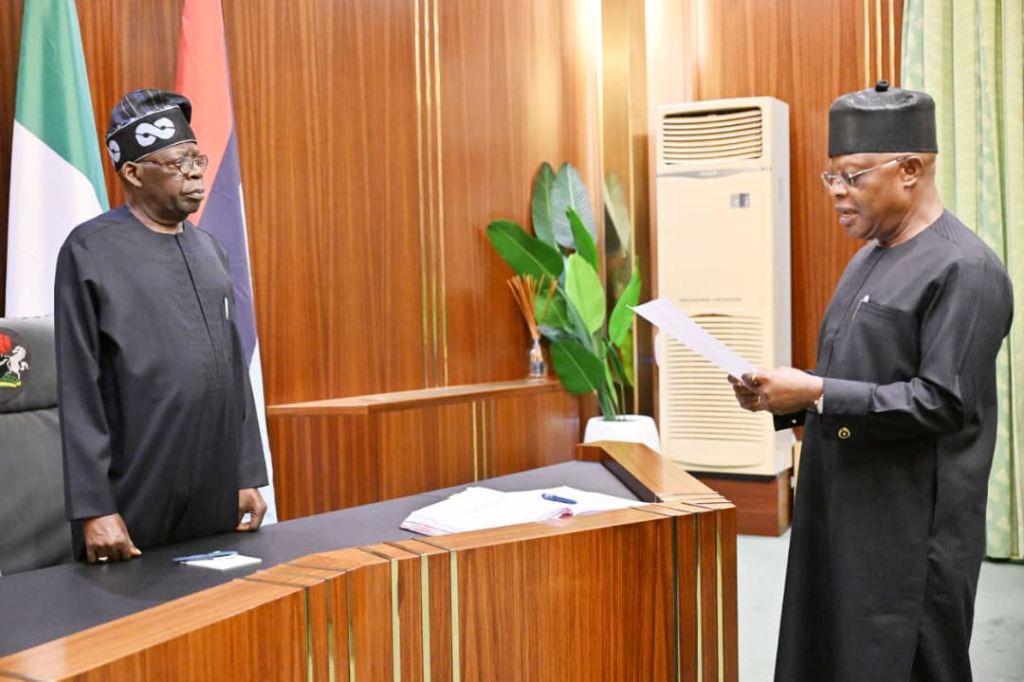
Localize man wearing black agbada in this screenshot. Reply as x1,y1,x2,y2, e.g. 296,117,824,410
730,82,1013,681
55,89,268,564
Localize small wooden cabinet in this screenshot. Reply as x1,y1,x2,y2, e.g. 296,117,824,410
267,379,582,520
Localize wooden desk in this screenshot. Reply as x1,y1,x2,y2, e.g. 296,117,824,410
0,442,737,681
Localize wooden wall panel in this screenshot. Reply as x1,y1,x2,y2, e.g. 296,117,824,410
0,0,601,409
0,2,23,295
267,381,580,520
268,402,476,520
437,0,601,388
225,0,429,403
374,402,477,498
677,0,903,371
488,389,582,476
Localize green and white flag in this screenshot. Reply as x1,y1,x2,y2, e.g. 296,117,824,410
6,0,108,317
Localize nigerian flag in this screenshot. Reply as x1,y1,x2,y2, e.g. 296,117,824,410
6,0,108,318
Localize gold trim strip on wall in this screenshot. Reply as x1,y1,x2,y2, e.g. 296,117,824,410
420,554,433,680
888,0,896,84
390,559,402,681
423,0,440,387
864,0,871,87
472,401,479,481
672,517,682,682
327,579,337,682
489,400,496,477
414,0,432,388
716,516,724,682
695,519,703,680
432,0,449,386
481,400,489,480
875,0,883,81
304,588,315,682
450,550,462,682
347,573,357,682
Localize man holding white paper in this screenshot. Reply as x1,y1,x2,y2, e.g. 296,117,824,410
729,83,1012,682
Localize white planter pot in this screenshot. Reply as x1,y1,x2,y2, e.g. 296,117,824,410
583,415,661,453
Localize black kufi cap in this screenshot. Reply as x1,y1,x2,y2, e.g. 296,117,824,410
105,89,196,171
828,80,938,157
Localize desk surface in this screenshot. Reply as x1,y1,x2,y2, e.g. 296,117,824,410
0,460,637,657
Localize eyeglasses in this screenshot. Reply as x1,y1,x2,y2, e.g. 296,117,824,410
135,154,209,176
821,156,909,190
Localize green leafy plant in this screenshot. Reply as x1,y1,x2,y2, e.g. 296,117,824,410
486,162,642,419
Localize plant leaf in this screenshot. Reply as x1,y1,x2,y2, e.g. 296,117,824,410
618,325,635,386
604,355,619,409
530,162,558,249
551,162,598,248
603,172,632,255
562,291,598,352
550,339,605,395
604,338,628,387
486,220,564,279
567,207,598,271
608,267,642,347
535,286,571,332
565,254,605,335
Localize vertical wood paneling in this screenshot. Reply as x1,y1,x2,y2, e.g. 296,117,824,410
0,2,23,296
268,403,477,520
455,520,677,680
488,389,582,476
0,0,602,405
691,0,903,371
438,0,602,388
225,0,427,404
602,0,655,416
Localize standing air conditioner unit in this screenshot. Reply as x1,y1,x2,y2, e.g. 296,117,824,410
655,97,792,476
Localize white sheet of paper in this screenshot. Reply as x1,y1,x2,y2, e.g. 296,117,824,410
632,298,755,378
399,485,645,536
181,554,262,571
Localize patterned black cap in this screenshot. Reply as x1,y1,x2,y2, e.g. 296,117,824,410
828,80,938,157
105,89,196,171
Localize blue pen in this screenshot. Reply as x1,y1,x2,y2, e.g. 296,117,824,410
173,550,238,563
542,493,577,505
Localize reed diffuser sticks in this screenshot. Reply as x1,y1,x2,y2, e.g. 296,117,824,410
507,274,556,339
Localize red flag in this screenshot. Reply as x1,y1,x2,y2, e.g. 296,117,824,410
176,0,277,523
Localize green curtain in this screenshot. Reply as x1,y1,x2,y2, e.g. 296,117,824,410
902,0,1024,559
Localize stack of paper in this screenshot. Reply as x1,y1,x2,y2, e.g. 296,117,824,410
400,485,644,536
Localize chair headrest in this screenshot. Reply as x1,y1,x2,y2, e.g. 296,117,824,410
0,315,55,414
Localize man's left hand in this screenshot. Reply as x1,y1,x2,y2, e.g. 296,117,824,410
237,488,267,532
741,367,824,415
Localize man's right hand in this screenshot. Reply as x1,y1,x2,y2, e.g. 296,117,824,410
82,513,142,563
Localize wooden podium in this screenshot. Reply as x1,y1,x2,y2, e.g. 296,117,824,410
0,442,737,681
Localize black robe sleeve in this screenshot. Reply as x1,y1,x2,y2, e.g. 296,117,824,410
214,241,268,490
234,329,269,489
820,258,1012,440
54,240,117,520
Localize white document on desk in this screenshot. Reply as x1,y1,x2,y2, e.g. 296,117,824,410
400,485,644,536
632,298,756,378
181,554,262,571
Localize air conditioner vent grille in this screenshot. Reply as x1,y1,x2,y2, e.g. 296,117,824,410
662,313,768,443
661,107,763,164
